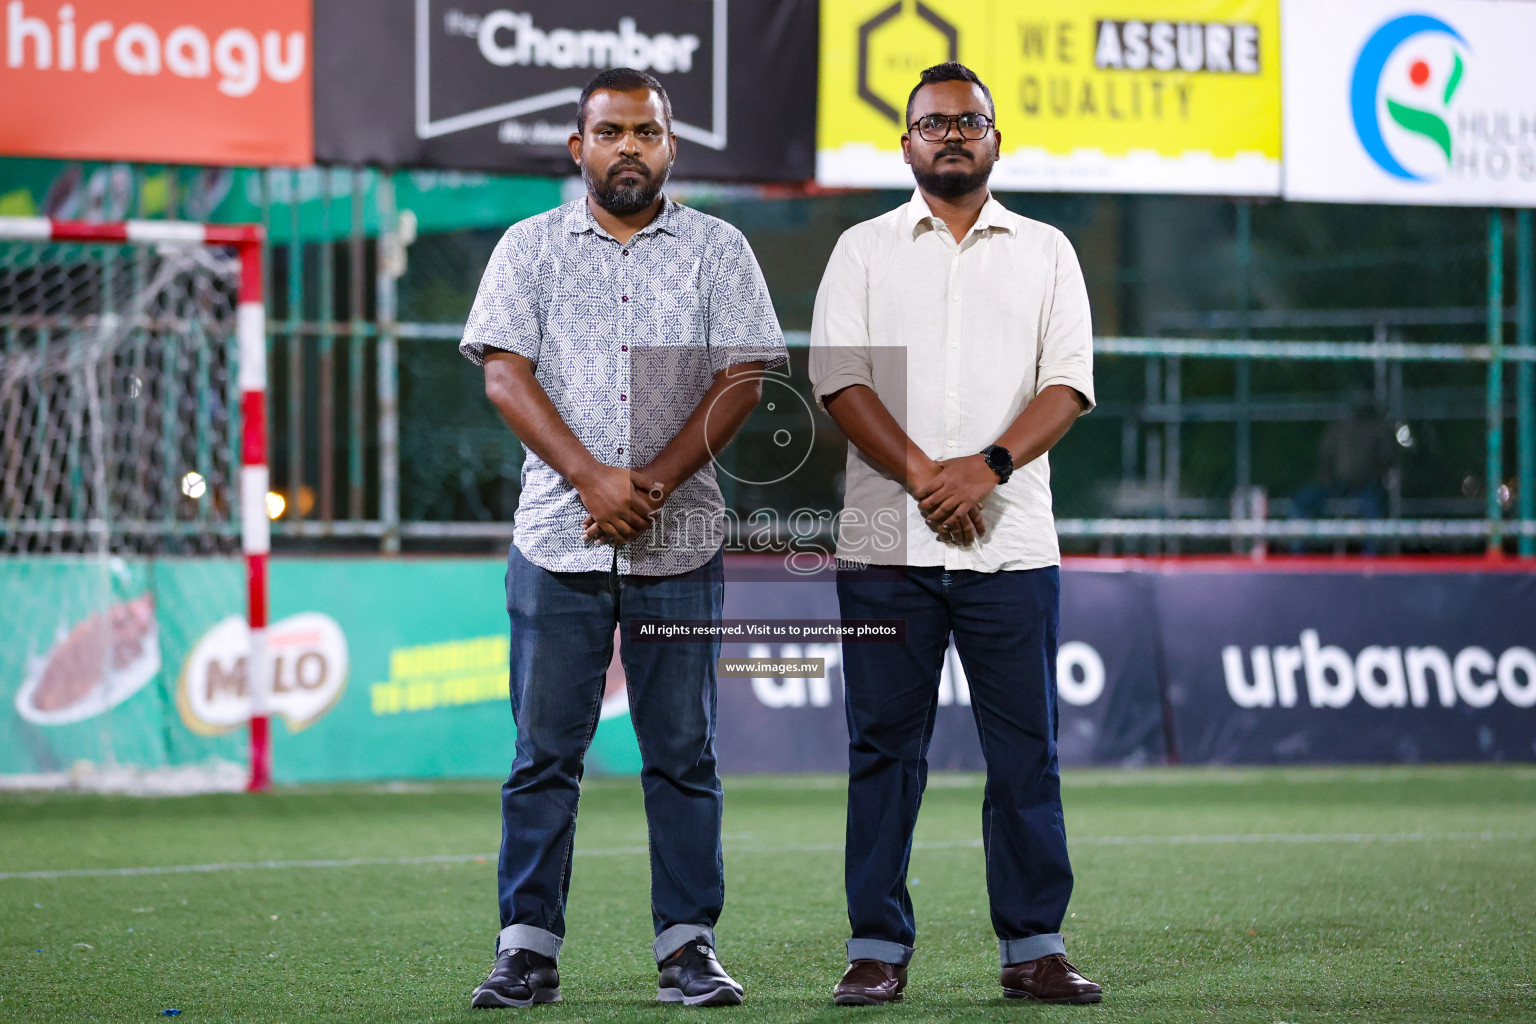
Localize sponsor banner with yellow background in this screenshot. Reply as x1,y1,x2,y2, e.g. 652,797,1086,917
818,0,1281,194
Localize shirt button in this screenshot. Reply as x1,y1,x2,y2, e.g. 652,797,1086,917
946,440,957,448
949,340,958,348
617,447,624,454
622,249,629,256
619,394,627,401
621,295,629,302
951,294,959,302
948,390,957,398
621,344,628,352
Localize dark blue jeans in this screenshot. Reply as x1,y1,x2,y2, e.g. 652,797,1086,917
837,564,1074,968
496,543,725,964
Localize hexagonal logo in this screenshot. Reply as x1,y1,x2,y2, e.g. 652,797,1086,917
857,1,959,124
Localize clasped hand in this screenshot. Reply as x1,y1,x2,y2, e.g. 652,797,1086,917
910,455,995,545
578,465,666,545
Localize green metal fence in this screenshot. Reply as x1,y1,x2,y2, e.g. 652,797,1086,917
5,160,1530,556
265,180,1536,557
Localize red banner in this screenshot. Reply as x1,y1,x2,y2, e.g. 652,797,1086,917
0,0,312,166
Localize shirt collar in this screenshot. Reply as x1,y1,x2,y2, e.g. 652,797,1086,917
904,189,1016,241
564,192,688,241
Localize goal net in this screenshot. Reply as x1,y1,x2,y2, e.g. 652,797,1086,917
0,219,269,794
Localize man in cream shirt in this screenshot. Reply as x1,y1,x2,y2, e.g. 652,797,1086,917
809,63,1101,1007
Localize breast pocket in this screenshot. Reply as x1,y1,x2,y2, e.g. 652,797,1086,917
646,283,706,349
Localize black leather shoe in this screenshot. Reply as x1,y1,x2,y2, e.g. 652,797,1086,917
471,948,561,1008
657,942,744,1006
833,959,907,1005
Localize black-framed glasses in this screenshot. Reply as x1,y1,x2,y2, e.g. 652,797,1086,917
908,112,993,142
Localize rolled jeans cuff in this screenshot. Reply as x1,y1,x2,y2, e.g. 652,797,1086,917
497,924,563,962
999,932,1065,967
654,923,716,963
847,938,914,966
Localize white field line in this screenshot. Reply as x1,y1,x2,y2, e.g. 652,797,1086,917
1,830,1529,882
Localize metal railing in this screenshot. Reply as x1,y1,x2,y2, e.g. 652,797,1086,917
41,165,1513,558
263,327,1535,555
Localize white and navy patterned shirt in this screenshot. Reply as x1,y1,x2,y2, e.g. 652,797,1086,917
461,195,787,575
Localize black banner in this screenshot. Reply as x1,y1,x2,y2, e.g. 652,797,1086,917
711,563,1535,773
713,571,1168,775
314,0,817,180
1155,570,1536,764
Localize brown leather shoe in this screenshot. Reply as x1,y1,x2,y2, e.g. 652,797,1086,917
1000,954,1102,1004
833,959,907,1005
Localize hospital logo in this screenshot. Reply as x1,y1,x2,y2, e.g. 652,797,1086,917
1349,13,1469,182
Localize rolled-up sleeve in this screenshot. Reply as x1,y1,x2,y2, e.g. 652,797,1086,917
1035,230,1095,411
706,226,787,374
809,232,874,410
459,227,542,367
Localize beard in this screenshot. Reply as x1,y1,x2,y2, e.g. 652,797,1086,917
912,148,993,200
584,158,671,216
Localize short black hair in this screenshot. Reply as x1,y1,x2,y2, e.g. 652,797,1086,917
905,62,995,127
576,68,673,134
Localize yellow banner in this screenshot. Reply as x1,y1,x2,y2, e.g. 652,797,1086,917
818,0,1281,194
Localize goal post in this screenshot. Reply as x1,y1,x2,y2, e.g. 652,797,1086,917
0,217,271,793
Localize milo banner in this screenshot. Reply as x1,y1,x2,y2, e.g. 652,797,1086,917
1,558,248,778
0,557,635,782
818,0,1282,194
1281,0,1536,207
313,0,819,180
3,557,1531,784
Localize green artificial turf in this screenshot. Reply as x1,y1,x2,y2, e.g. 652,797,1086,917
2,766,1534,1023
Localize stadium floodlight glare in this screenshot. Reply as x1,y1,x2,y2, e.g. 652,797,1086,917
0,217,272,794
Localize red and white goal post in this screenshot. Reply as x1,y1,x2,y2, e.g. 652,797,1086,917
0,218,272,792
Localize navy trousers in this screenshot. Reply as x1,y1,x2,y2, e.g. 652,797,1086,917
836,564,1074,967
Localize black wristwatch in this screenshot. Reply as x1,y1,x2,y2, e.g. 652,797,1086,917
980,444,1013,485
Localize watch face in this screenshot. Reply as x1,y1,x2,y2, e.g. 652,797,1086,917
983,446,1011,482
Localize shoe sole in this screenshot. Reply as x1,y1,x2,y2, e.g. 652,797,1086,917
471,987,562,1008
1003,988,1102,1005
656,984,744,1007
833,992,904,1006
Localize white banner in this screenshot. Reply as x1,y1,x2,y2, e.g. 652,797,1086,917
1281,0,1536,207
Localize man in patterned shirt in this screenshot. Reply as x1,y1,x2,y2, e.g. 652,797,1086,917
460,68,786,1009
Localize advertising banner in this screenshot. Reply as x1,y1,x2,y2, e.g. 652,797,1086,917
1155,569,1536,763
4,557,1530,784
0,158,561,242
269,559,640,780
313,0,818,181
0,557,638,782
0,558,247,778
1281,0,1536,207
0,0,313,166
817,0,1282,194
714,569,1168,774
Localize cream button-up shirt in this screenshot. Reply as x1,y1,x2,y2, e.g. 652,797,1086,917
808,190,1095,572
